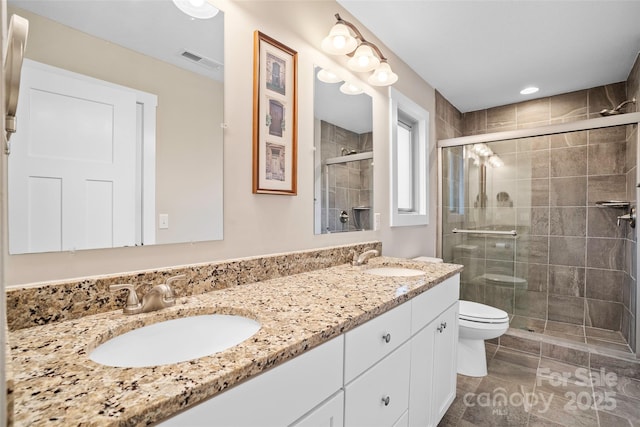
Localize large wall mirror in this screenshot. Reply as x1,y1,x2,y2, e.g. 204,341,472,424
7,0,224,254
313,66,373,234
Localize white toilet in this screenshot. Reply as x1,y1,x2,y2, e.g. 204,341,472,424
458,300,509,377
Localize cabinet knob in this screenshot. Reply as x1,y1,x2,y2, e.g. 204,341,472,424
437,325,444,333
382,333,391,343
381,395,391,406
441,321,447,329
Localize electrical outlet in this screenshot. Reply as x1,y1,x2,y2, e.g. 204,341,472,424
374,213,381,230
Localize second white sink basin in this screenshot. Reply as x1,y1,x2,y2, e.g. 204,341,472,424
365,267,426,277
90,314,261,368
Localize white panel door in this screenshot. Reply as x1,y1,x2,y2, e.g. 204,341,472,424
9,60,137,253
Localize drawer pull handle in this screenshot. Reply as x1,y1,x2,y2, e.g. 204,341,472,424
437,325,444,333
382,333,391,343
381,396,391,406
441,321,447,329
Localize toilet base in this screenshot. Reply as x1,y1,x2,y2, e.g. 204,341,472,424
457,337,488,377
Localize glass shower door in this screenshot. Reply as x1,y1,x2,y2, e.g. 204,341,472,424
442,141,528,318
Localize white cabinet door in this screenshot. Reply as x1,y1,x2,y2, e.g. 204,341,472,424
344,341,411,427
432,303,458,424
408,302,458,427
290,391,344,427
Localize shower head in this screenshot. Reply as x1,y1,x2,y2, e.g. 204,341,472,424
599,97,636,116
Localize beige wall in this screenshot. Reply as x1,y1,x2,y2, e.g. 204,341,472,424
4,0,438,286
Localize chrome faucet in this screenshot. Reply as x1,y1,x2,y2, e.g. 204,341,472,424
110,274,186,315
352,249,379,266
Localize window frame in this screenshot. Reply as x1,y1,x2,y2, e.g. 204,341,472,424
390,87,429,227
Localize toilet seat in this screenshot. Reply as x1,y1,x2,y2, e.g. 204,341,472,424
459,300,509,324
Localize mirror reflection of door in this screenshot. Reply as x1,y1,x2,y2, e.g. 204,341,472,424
9,60,156,254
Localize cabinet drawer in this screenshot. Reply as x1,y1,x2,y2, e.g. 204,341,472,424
159,336,344,427
411,274,459,333
344,341,411,427
290,391,344,427
344,301,411,383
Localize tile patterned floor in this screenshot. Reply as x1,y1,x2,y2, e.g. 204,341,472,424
439,344,640,427
510,316,633,355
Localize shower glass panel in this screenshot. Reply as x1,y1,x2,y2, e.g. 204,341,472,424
442,125,637,353
442,142,521,316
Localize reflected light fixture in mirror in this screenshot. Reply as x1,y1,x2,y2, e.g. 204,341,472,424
172,0,219,19
317,68,342,83
340,82,363,95
321,13,398,86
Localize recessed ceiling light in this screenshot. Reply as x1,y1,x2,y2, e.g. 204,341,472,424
172,0,219,19
520,86,539,95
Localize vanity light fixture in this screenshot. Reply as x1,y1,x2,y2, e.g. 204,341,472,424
520,86,539,95
172,0,219,19
4,14,29,154
347,44,380,72
340,82,364,95
317,68,342,84
322,13,398,87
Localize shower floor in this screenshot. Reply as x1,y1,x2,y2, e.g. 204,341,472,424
508,315,633,355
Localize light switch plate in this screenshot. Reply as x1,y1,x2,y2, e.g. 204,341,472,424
159,214,169,229
374,213,381,231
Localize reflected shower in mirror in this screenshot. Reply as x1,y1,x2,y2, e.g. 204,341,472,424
313,66,373,234
7,0,224,254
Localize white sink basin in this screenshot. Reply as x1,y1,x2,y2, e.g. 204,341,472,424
90,314,261,368
365,267,426,277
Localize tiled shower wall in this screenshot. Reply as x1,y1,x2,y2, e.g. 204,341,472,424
320,120,373,233
437,53,640,351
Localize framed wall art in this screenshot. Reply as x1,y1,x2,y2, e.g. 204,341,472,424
252,31,298,195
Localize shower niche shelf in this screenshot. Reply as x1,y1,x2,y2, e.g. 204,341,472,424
595,201,630,209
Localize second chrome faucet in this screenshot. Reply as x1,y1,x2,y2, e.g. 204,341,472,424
110,274,186,315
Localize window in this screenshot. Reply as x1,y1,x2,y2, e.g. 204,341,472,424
390,88,429,226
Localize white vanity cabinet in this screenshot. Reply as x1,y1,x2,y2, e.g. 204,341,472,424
408,275,459,427
158,274,460,427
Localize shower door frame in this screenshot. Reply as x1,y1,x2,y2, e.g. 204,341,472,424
436,112,640,357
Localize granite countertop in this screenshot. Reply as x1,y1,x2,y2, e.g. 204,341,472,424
8,257,462,426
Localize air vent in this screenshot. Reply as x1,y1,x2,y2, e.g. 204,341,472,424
180,50,222,71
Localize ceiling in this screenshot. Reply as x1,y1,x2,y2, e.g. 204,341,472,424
339,0,640,113
9,0,224,81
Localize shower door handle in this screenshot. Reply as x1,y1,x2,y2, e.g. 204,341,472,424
452,228,517,237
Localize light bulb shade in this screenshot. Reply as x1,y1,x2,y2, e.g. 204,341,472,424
367,62,398,86
172,0,219,19
321,23,357,55
339,82,364,95
488,155,504,168
317,68,342,84
347,45,380,72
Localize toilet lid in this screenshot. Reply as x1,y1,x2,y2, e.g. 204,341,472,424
459,300,509,322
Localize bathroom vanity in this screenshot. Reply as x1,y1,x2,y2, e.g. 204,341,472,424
7,255,461,426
